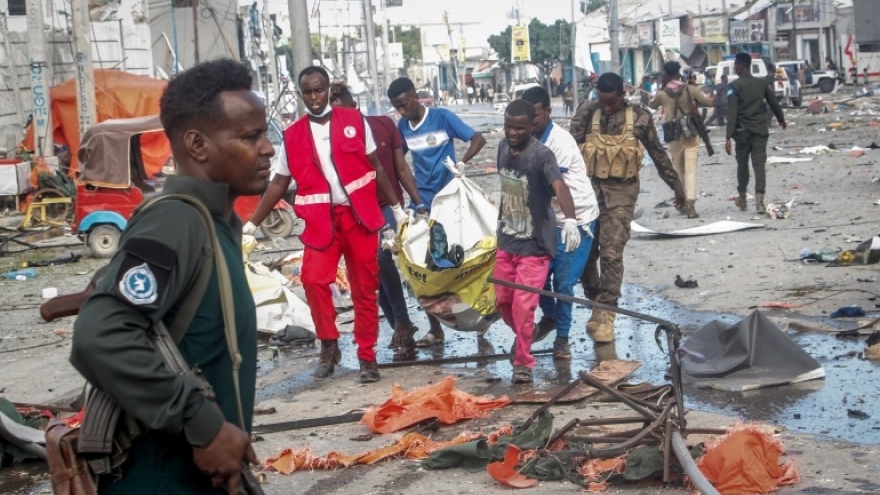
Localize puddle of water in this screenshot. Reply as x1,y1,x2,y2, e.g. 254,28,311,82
301,283,879,445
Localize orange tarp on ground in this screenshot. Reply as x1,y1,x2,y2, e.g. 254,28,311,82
696,424,800,494
22,69,170,177
360,376,512,434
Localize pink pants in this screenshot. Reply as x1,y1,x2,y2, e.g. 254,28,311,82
493,249,551,368
302,205,380,361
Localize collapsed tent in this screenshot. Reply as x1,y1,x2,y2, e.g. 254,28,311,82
397,167,499,332
22,69,170,177
680,310,825,392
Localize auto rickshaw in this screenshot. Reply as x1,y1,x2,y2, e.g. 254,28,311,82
75,115,296,257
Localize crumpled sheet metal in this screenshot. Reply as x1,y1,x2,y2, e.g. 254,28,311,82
361,376,511,434
696,424,800,494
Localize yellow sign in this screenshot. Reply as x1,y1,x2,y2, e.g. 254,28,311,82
459,36,467,63
511,25,530,62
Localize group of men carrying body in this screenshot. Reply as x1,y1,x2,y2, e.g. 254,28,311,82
69,52,784,492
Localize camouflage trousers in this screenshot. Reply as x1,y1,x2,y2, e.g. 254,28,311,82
580,177,640,307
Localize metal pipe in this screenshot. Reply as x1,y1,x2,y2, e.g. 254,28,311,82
579,370,657,421
487,277,681,329
671,429,720,495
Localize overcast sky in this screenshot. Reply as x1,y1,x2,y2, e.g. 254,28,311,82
259,0,580,46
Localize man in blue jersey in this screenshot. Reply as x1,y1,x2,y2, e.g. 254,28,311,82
388,77,486,347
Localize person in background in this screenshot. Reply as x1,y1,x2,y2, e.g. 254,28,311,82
570,72,685,345
387,76,486,348
726,52,786,214
564,84,575,115
329,82,426,361
246,66,405,382
706,74,729,127
494,99,581,383
649,61,715,219
521,87,598,360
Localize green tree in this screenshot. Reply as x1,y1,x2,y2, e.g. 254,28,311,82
310,34,338,59
391,26,423,64
580,0,607,14
487,18,570,75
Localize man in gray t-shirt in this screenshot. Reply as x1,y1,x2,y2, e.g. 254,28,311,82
493,100,581,384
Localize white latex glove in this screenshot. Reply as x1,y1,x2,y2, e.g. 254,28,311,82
242,221,258,236
454,161,466,177
414,213,429,224
391,204,408,228
583,222,594,238
561,218,581,253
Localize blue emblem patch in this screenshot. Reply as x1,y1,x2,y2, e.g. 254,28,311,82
118,263,158,305
726,88,735,96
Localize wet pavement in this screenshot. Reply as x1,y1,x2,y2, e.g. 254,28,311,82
258,281,879,446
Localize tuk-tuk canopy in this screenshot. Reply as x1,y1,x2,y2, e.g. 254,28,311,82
78,115,170,188
22,69,170,177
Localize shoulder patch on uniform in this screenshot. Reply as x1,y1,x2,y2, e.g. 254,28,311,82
118,263,158,305
343,125,357,138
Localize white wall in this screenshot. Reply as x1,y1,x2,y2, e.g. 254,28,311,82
0,0,152,151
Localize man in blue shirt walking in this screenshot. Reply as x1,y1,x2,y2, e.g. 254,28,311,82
388,77,486,347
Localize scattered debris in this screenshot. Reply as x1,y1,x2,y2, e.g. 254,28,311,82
268,325,315,347
830,307,866,318
1,268,37,280
850,146,867,157
23,253,81,268
761,301,804,309
674,275,698,288
795,145,834,155
41,288,58,299
847,409,871,420
766,156,813,164
766,200,794,219
827,232,880,266
253,407,277,416
631,220,764,237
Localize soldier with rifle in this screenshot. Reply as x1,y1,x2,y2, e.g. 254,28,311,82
67,59,268,494
649,61,715,219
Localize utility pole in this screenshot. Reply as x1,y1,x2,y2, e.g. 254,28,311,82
790,2,797,61
25,0,52,157
570,0,578,110
379,0,391,90
287,0,312,114
363,0,381,114
721,0,730,55
72,0,97,138
192,0,200,64
610,0,620,73
263,0,280,102
0,12,26,125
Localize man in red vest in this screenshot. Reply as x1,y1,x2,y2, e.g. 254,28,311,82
247,66,403,382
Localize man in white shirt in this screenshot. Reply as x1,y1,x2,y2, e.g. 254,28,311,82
521,86,599,359
245,66,405,383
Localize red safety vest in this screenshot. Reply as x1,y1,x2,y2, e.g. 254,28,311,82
284,107,385,249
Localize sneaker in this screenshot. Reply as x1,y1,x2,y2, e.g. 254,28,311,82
533,317,556,343
358,359,381,383
512,365,534,384
552,338,571,360
314,340,341,379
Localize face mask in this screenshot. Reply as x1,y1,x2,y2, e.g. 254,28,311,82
305,105,332,118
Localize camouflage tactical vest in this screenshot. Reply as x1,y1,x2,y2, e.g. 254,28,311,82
580,106,643,180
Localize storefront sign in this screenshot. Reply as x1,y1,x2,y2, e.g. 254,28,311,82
659,19,681,51
730,19,765,44
512,25,531,62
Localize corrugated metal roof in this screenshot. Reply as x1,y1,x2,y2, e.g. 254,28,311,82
733,0,777,20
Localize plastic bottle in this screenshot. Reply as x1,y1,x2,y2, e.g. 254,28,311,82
2,268,37,280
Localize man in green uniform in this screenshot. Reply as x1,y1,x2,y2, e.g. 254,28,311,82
726,52,786,214
570,72,685,345
70,59,269,494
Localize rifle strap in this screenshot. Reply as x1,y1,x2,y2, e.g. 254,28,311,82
145,194,246,430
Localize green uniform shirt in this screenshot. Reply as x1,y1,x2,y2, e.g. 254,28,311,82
726,72,785,139
70,175,257,494
569,100,682,192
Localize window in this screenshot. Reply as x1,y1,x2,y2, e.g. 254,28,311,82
8,0,26,16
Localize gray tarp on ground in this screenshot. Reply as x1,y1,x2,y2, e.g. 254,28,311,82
680,310,825,392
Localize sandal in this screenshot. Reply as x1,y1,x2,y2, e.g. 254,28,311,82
388,322,418,349
392,343,416,361
512,366,534,384
415,332,445,347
